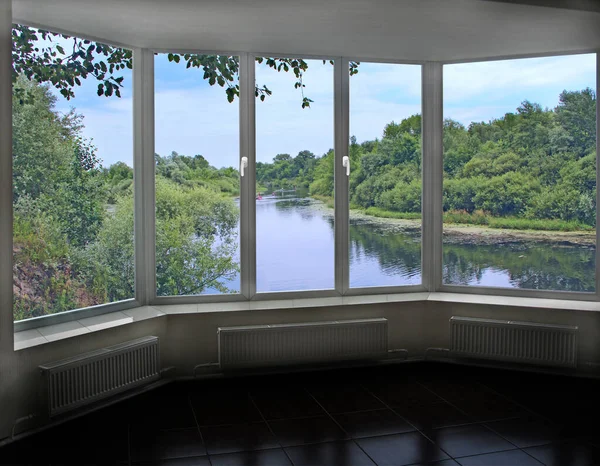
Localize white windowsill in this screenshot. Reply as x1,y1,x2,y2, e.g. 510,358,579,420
13,291,600,350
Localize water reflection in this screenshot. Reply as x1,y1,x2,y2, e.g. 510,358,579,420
256,193,335,292
349,220,422,287
220,195,596,293
443,241,595,292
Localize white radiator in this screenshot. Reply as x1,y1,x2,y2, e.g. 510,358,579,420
39,336,160,416
450,317,578,368
218,318,388,369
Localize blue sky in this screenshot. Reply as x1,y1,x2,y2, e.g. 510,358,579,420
51,52,596,169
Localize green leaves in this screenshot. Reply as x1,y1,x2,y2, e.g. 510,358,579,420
12,25,133,102
13,25,362,108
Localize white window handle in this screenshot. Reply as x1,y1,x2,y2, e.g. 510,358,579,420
240,156,248,177
342,156,350,176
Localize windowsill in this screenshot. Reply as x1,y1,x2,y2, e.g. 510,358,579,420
13,291,600,350
14,306,166,351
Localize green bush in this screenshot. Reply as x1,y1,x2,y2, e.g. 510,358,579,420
378,180,421,213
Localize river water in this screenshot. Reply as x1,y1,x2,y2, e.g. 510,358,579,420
215,193,596,294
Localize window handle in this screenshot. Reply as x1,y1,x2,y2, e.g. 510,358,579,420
240,156,248,177
342,156,350,177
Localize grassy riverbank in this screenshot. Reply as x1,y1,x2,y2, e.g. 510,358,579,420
310,195,594,233
367,207,594,232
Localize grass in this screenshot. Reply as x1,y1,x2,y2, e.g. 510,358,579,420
309,197,594,233
311,194,335,209
442,210,594,232
364,207,421,220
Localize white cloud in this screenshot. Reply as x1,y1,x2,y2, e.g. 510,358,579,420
350,63,422,142
444,53,596,105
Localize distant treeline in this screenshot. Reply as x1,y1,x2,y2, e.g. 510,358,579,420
256,88,596,229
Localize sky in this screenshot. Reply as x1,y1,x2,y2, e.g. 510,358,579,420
49,50,596,170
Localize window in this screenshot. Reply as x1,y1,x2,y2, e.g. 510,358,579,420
442,54,597,292
12,25,134,321
9,22,600,330
348,62,422,288
255,57,335,292
154,53,241,296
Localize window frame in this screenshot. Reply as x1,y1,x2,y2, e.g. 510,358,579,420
11,22,140,332
7,17,600,333
437,51,600,301
342,58,428,296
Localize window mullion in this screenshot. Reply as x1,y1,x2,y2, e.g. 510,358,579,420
240,53,256,299
596,51,600,300
421,62,443,292
0,0,13,346
335,58,350,295
133,48,156,305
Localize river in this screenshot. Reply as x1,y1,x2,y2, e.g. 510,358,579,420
213,192,596,294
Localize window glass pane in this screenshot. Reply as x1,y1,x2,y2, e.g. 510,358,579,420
154,53,240,296
443,54,596,292
12,25,134,321
349,62,422,288
255,58,334,292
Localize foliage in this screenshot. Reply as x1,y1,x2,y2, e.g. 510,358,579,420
12,78,242,320
12,24,359,108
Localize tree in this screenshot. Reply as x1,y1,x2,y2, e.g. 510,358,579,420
555,88,597,157
12,25,360,107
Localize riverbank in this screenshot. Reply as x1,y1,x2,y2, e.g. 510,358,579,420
309,196,596,246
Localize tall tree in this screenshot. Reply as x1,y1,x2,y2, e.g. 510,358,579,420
555,88,597,157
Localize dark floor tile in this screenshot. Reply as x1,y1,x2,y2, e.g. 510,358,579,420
485,416,561,448
308,384,385,414
189,389,262,426
450,391,529,422
543,402,600,438
129,394,197,430
394,402,472,431
333,409,415,438
42,416,129,465
419,378,493,403
268,415,348,447
200,422,279,455
210,448,293,466
249,386,325,420
130,427,206,462
431,424,516,458
455,449,543,465
365,380,443,407
132,457,211,466
524,441,600,466
0,438,52,466
411,461,460,466
357,431,450,466
285,441,375,466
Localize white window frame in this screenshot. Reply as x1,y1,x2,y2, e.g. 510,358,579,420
437,51,600,302
12,22,140,332
6,16,600,333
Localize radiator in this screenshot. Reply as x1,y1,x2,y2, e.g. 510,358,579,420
218,318,388,369
450,317,578,368
39,336,160,417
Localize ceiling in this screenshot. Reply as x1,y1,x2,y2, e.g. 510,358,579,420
12,0,600,62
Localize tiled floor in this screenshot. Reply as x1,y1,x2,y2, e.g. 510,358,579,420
1,362,600,465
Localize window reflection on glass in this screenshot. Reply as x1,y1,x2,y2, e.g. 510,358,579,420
255,57,335,292
443,54,597,292
349,62,422,288
12,25,134,321
154,53,240,296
